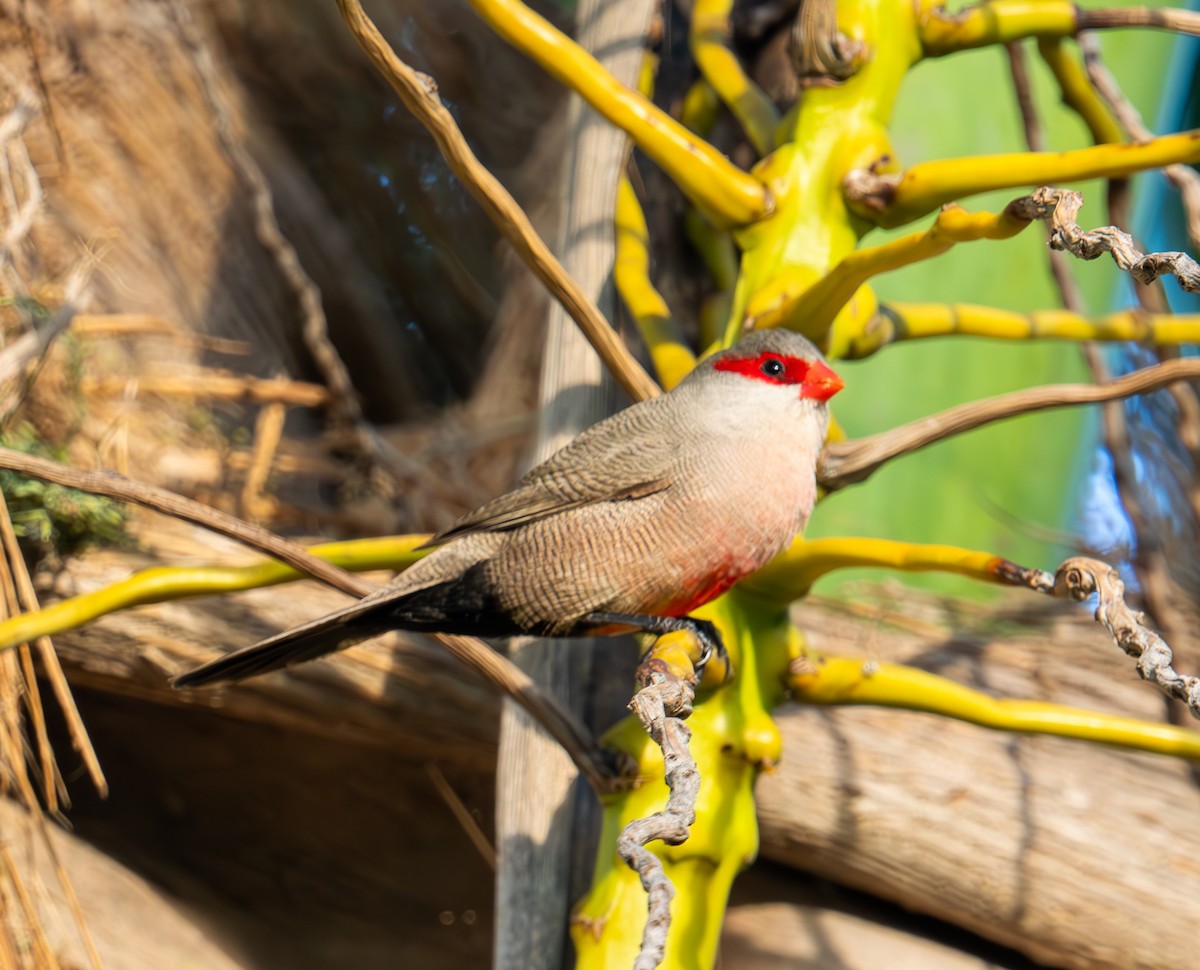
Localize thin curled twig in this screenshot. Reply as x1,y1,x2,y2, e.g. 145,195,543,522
819,356,1200,490
1006,43,1093,310
1008,186,1200,291
1010,37,1193,644
619,659,699,970
0,447,618,792
1001,556,1200,719
1059,559,1200,718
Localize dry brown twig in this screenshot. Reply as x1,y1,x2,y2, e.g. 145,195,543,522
165,2,357,418
618,660,700,970
1003,556,1200,719
165,0,419,495
0,447,371,598
80,372,331,408
425,763,497,870
820,356,1200,488
0,842,59,970
242,399,287,522
0,572,58,813
0,446,618,792
1005,44,1093,309
71,314,252,354
334,0,661,403
1077,5,1200,35
0,494,106,798
1009,186,1200,291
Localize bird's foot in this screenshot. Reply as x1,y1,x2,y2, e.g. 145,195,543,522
683,618,731,684
584,612,733,685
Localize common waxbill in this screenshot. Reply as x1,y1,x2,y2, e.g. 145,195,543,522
173,329,842,688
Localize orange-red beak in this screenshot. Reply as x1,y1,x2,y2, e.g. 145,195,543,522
802,360,844,402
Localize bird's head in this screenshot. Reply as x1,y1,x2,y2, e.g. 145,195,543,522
702,330,844,403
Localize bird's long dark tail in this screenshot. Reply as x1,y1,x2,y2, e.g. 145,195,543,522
172,563,524,688
171,598,397,688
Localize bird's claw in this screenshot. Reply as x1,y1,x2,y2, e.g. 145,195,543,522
688,619,733,685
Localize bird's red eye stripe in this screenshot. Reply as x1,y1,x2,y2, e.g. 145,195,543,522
714,352,805,383
714,352,844,400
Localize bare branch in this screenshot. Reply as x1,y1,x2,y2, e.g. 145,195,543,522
618,659,699,970
1009,186,1200,291
166,0,422,491
819,357,1200,490
0,447,372,598
1057,558,1200,718
1005,43,1045,151
1078,6,1200,36
1003,556,1200,719
79,373,332,408
1006,43,1095,310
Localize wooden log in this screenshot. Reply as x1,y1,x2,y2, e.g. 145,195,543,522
723,862,1023,970
756,591,1200,970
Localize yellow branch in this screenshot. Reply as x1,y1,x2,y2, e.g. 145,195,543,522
615,177,697,389
691,0,781,155
917,0,1200,56
919,0,1082,55
467,0,772,227
849,130,1200,227
1036,37,1124,146
789,653,1200,760
743,536,1013,604
0,536,430,654
750,203,1032,337
835,302,1200,358
576,593,787,967
680,78,723,135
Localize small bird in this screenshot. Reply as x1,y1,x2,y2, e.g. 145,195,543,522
173,330,842,688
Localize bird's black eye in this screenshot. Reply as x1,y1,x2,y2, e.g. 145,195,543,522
760,358,785,379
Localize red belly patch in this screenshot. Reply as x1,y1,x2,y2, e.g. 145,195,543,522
659,570,740,617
